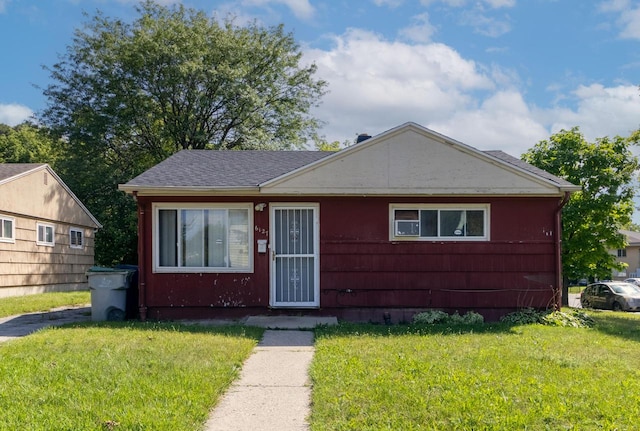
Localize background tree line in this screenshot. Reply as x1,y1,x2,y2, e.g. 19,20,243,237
2,0,639,290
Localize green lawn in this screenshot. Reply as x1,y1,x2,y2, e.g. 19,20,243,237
0,291,91,318
0,322,263,431
310,311,640,430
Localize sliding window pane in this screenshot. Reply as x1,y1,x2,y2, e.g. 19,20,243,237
159,210,177,266
466,210,485,236
419,210,438,237
181,210,204,267
229,209,249,268
207,210,227,267
440,210,464,237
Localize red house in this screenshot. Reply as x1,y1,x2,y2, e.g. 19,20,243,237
119,122,579,322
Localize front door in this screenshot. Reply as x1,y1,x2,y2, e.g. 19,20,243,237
270,204,319,308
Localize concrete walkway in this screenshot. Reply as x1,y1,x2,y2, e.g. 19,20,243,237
203,329,315,431
203,316,336,431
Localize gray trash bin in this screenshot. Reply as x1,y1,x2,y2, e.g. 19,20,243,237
86,267,133,321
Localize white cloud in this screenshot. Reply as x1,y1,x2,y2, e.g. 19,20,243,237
598,0,640,40
0,104,33,126
459,8,511,37
243,0,315,20
420,0,514,8
618,6,640,39
598,0,629,12
372,0,404,7
304,29,495,144
484,0,515,8
545,84,640,141
304,29,640,157
429,91,549,156
399,12,436,43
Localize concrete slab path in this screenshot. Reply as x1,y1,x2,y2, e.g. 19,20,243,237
203,330,315,431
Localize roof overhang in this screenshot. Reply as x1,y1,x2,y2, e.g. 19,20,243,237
118,185,261,196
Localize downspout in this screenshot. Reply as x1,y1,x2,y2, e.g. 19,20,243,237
135,192,148,321
554,191,571,309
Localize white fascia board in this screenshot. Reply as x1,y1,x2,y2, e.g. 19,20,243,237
118,185,261,196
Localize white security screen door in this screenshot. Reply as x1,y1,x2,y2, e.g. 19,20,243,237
270,205,319,307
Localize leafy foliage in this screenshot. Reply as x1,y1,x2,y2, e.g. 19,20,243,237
522,127,639,282
412,309,485,325
499,307,595,327
0,123,62,164
38,0,327,264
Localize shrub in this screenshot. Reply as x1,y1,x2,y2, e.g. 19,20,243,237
449,311,485,325
500,308,594,328
412,310,449,324
412,310,484,325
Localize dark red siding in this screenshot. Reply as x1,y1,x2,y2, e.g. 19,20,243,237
135,195,561,322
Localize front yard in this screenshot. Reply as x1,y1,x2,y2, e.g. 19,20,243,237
0,321,263,431
310,312,640,430
2,292,640,430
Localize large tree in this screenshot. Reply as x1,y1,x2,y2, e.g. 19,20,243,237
39,1,327,265
522,127,639,295
0,123,62,164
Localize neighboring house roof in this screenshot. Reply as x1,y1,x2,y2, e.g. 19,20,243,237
0,163,102,228
0,163,46,182
620,230,640,246
120,122,580,196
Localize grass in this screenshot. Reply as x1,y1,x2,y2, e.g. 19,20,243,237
310,311,640,430
0,291,91,318
0,322,263,431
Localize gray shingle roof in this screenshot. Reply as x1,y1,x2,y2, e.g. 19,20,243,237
484,150,578,188
124,150,334,188
123,149,578,191
0,163,46,183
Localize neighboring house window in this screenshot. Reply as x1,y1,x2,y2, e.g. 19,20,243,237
36,223,55,246
390,204,489,241
154,203,253,272
70,228,84,249
0,216,14,242
618,249,627,257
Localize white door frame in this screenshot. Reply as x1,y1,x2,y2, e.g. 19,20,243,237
269,203,320,308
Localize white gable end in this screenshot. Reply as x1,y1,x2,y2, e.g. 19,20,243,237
262,124,565,196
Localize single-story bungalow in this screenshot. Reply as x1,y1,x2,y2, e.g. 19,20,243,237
0,163,101,297
119,122,579,322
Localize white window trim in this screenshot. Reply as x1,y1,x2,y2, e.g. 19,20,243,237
389,203,490,242
70,227,84,249
152,202,254,273
0,215,15,243
36,222,55,247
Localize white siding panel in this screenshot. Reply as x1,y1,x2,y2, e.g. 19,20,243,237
263,128,561,196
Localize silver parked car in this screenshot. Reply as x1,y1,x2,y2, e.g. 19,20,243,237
581,281,640,311
623,278,640,287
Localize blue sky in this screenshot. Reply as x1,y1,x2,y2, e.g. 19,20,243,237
0,0,639,158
